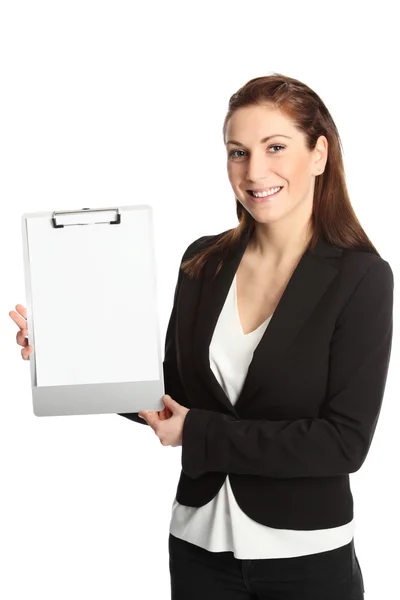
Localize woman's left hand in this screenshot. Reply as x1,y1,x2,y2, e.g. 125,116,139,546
138,395,190,447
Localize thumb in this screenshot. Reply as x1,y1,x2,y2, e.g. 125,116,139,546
163,394,177,410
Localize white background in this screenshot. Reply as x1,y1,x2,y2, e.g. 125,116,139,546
1,1,398,598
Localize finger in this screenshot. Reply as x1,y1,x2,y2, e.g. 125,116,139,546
148,411,160,420
139,410,156,422
21,346,32,360
16,328,29,347
9,305,28,331
159,408,171,421
16,304,27,319
148,413,161,430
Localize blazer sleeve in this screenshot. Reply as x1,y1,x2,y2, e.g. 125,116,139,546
181,258,394,479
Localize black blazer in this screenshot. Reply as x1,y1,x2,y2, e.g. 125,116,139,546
119,228,394,530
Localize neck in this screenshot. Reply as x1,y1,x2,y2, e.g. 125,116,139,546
248,224,313,269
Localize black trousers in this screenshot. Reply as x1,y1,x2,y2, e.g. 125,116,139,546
169,533,365,599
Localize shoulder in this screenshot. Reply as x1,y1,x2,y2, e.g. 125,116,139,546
339,247,393,289
334,248,394,316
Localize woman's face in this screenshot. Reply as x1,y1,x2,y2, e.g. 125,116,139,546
225,104,327,227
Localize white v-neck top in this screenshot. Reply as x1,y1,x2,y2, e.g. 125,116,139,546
169,273,355,559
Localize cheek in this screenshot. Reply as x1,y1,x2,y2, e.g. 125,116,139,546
289,160,311,183
227,164,239,180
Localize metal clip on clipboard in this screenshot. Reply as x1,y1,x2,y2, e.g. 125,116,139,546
51,207,121,228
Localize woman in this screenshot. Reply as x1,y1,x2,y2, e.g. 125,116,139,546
11,74,393,599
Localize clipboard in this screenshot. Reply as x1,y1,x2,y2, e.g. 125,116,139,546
21,204,165,417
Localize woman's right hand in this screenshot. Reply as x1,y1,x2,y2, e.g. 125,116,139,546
9,304,33,360
8,303,173,420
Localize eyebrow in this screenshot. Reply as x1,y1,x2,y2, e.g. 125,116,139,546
226,134,292,146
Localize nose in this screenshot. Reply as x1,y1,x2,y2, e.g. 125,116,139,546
245,150,271,183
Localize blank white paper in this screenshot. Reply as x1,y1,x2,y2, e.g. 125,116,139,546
26,208,160,387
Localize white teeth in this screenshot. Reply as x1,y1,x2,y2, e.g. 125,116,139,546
251,187,281,198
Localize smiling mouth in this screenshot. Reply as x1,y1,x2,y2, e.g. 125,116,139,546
246,187,283,200
247,186,283,194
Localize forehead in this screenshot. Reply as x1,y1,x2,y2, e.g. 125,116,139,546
226,105,296,136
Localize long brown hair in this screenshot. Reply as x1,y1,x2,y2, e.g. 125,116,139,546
181,73,380,279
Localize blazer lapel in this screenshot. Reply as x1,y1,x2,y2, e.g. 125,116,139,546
184,231,342,417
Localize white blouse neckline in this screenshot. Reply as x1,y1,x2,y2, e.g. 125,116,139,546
233,273,272,336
